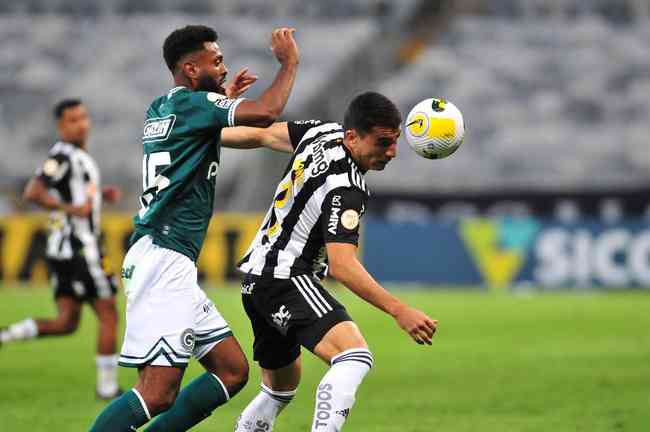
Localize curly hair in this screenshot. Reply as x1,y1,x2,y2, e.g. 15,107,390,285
163,25,218,72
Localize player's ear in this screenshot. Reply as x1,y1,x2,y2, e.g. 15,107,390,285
344,129,359,146
181,60,199,80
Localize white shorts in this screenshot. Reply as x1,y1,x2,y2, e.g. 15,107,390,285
118,235,232,369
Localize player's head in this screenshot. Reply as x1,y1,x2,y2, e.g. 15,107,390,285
163,25,228,94
53,98,90,147
343,91,402,171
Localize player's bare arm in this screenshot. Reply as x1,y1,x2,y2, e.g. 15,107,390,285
23,176,92,217
220,122,293,153
326,242,438,345
233,28,299,127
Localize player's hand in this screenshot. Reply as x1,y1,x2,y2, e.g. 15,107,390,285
270,27,299,66
62,200,92,217
393,304,438,345
225,67,259,98
102,185,122,204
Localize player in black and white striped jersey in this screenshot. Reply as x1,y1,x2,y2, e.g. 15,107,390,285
238,118,370,281
0,99,122,400
222,92,438,432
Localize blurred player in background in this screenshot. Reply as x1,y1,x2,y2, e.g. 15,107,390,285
221,91,438,432
0,98,123,400
89,25,299,431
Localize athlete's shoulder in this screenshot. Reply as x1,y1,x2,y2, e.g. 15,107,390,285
48,141,75,157
156,87,241,130
326,143,369,196
296,121,341,143
38,142,74,184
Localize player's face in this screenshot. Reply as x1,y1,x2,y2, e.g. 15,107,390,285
58,105,90,146
193,42,229,94
350,127,400,171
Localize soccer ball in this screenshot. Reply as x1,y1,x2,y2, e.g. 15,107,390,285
404,98,465,159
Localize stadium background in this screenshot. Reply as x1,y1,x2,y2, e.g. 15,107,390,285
1,1,649,431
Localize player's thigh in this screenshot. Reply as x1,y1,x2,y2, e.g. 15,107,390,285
241,275,302,371
286,275,361,363
261,356,302,391
312,321,368,363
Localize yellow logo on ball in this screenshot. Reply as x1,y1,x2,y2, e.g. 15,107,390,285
427,118,456,140
406,112,428,137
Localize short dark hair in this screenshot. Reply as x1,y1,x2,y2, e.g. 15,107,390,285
343,91,402,136
53,98,82,120
163,25,218,72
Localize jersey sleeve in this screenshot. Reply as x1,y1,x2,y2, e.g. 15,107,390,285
287,120,325,149
36,152,71,187
184,91,244,131
321,186,367,246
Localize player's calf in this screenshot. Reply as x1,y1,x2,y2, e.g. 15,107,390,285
144,337,249,432
311,348,374,432
310,322,372,432
234,360,301,432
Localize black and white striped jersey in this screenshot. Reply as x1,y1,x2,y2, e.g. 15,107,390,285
238,120,369,280
36,141,103,261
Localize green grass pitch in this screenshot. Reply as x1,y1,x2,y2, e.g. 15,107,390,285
1,285,649,431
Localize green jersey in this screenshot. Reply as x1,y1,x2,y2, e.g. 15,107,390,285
133,86,243,261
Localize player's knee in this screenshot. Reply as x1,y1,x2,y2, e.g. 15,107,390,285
145,390,178,415
59,315,80,334
220,355,249,397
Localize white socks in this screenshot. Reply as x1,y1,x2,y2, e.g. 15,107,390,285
234,383,296,432
311,349,374,432
96,354,119,398
0,318,38,343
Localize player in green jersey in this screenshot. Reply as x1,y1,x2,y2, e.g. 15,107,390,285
90,25,299,432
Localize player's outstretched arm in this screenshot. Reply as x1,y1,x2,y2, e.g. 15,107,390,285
220,122,293,153
326,242,438,345
233,28,299,127
23,176,92,217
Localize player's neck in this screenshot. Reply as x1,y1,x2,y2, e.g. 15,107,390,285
173,74,194,90
61,138,86,150
342,139,364,171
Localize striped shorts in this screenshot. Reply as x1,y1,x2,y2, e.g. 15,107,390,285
241,273,352,370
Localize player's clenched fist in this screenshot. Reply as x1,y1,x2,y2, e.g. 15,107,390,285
270,27,299,66
393,304,438,345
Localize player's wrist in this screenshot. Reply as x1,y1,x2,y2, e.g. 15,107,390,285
386,300,406,318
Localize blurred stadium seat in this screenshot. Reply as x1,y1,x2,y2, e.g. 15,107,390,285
0,0,648,203
373,14,650,193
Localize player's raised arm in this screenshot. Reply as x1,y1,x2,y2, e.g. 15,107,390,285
233,28,299,127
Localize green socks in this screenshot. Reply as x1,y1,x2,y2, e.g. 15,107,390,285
89,389,150,431
145,373,229,431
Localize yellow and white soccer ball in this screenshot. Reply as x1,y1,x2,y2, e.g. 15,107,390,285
404,98,465,159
